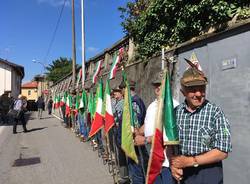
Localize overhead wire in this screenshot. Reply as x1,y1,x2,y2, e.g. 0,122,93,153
43,0,68,67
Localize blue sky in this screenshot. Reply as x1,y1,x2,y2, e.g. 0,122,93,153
0,0,129,83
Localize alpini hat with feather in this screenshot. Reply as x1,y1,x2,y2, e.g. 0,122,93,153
181,58,208,87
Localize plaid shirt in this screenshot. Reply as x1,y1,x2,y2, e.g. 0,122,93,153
175,100,232,156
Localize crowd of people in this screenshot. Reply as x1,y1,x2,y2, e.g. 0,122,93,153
53,66,232,184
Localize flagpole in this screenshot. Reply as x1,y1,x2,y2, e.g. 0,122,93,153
72,0,76,87
81,0,85,88
161,47,165,70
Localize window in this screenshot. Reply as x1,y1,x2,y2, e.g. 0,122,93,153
28,90,31,95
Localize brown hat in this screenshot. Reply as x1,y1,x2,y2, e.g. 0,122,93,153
113,87,122,92
151,72,163,86
119,80,126,89
129,80,136,89
181,68,208,87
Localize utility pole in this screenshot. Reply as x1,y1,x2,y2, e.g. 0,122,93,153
81,0,85,87
72,0,76,87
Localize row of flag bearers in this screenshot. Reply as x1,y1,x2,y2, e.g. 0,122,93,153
52,69,178,184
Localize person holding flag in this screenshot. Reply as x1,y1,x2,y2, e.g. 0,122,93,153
78,88,88,141
171,63,232,183
112,84,130,184
134,72,179,184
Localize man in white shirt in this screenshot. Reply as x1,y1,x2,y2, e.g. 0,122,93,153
134,73,179,184
13,95,28,134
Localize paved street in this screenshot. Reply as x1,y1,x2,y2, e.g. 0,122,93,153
0,112,113,184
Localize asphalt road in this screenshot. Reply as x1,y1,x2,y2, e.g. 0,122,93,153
0,112,113,184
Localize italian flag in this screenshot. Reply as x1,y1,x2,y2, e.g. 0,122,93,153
76,68,82,88
79,90,88,111
104,80,115,134
146,70,179,184
88,80,104,137
60,92,67,107
92,60,103,84
109,47,124,80
54,95,61,109
65,95,72,117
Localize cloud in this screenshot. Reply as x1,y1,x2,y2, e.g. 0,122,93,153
37,0,70,8
87,46,99,53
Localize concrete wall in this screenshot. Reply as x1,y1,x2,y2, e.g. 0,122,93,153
51,23,250,184
176,29,250,184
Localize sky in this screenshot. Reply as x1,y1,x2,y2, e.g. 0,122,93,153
0,0,129,83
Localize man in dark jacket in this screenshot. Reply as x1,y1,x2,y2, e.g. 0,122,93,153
36,96,45,119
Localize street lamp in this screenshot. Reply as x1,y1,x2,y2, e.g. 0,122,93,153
32,59,47,98
32,59,47,74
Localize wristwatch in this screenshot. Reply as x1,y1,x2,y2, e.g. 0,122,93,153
192,156,199,167
144,137,148,145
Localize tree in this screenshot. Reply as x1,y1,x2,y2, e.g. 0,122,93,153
45,57,74,83
119,0,250,59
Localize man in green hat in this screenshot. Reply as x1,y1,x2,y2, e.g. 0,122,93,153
171,67,232,184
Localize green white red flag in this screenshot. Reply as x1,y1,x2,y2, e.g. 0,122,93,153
65,95,72,117
104,79,115,134
53,95,61,109
92,60,103,84
79,90,88,111
109,48,124,80
88,80,104,137
60,92,67,107
146,70,179,184
76,68,82,88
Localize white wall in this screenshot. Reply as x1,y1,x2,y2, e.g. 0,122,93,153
0,62,20,97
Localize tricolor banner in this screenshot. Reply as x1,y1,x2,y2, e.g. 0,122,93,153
104,79,115,134
109,47,124,80
88,80,104,137
65,95,72,117
146,70,179,184
92,60,103,84
76,68,82,88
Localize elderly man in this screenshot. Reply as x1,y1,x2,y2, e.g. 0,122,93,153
171,67,232,184
13,95,28,134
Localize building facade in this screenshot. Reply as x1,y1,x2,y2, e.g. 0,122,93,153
0,58,24,98
21,81,38,100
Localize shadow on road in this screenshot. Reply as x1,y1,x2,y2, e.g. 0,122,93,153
27,127,48,132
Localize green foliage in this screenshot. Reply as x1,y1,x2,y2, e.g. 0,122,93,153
45,57,73,83
120,0,250,59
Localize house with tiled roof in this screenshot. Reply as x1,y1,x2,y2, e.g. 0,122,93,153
21,81,38,100
0,58,24,98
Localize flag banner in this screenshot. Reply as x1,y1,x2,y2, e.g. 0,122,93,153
56,96,61,108
66,76,72,89
92,60,103,84
79,90,88,111
104,79,115,134
60,92,67,107
65,95,72,117
146,69,179,184
76,68,82,88
53,95,57,109
163,70,179,145
121,79,138,164
109,47,124,80
88,92,95,120
88,80,104,137
146,72,165,184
